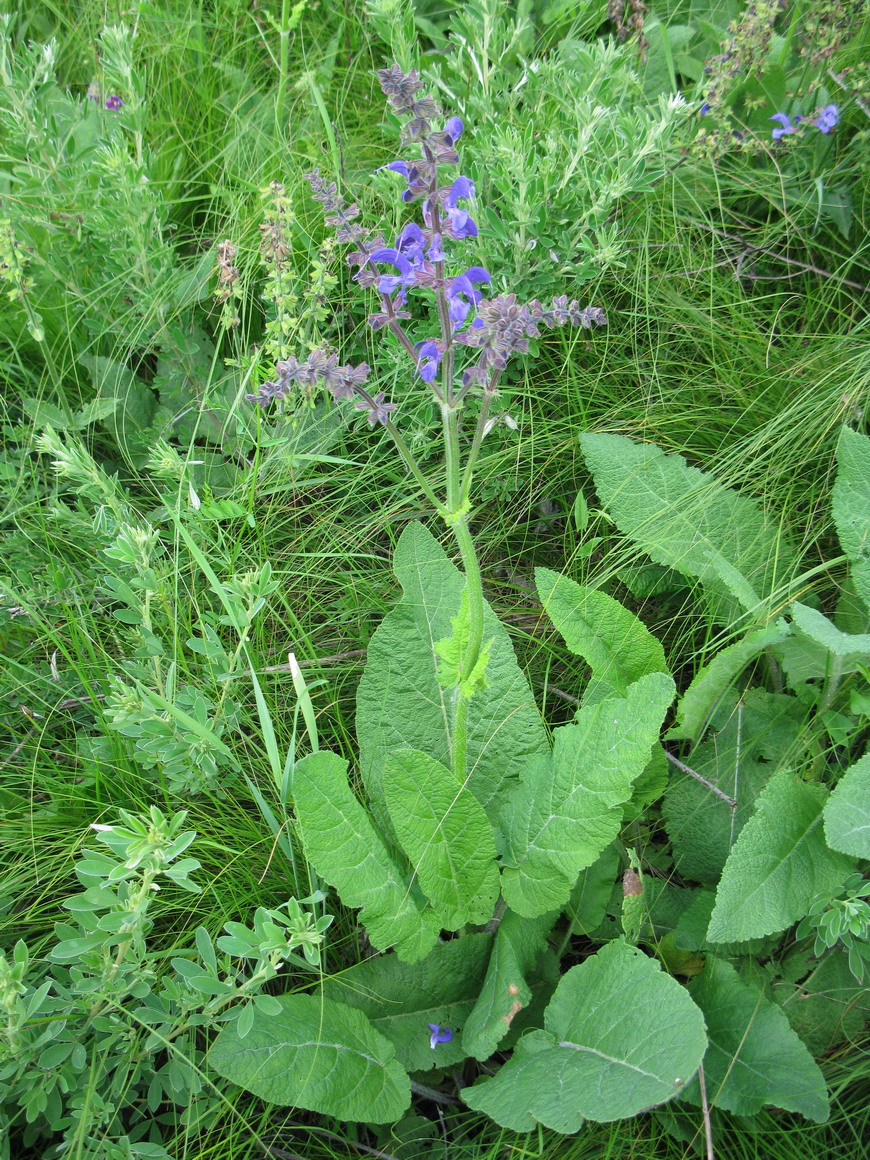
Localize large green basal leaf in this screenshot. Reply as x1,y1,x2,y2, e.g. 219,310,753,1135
293,751,439,962
668,623,789,743
322,934,491,1072
567,843,620,937
535,567,669,702
500,672,675,917
463,939,707,1131
833,426,870,607
462,909,557,1062
209,993,410,1123
580,433,794,616
356,522,548,822
684,958,829,1122
776,949,870,1056
707,769,854,944
664,690,807,883
383,749,500,929
824,753,870,858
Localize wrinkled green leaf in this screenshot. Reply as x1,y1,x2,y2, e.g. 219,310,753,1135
322,934,491,1071
566,843,620,937
463,910,557,1061
535,567,669,702
357,522,549,824
463,940,707,1130
791,602,870,668
685,958,829,1122
776,949,870,1056
384,749,500,929
664,691,806,883
209,993,410,1123
669,623,789,742
433,588,492,697
293,751,438,962
707,770,854,943
833,426,870,606
580,433,794,617
823,754,870,858
501,673,675,917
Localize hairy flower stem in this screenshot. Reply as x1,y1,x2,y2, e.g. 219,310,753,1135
382,419,447,517
460,382,499,506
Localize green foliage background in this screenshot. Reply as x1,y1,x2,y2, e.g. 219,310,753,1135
0,0,868,1158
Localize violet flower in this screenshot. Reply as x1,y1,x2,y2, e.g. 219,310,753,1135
447,267,491,329
770,112,801,140
427,1023,453,1050
814,104,839,134
442,176,478,239
444,116,464,144
104,94,124,112
416,340,442,382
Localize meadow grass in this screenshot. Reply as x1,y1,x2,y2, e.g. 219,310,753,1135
1,0,868,1156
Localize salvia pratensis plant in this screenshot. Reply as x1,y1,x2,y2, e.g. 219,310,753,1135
247,65,605,770
208,64,866,1134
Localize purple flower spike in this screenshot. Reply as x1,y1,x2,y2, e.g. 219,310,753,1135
426,234,446,263
104,94,124,111
87,84,100,103
770,112,799,140
814,104,839,134
427,1023,453,1050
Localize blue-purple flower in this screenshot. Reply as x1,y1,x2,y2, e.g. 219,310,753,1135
770,112,801,140
427,1023,453,1050
443,176,478,239
447,266,491,329
814,104,839,134
367,222,427,295
104,94,124,112
416,340,442,382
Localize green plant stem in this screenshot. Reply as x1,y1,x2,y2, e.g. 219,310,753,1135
459,384,498,506
382,418,447,517
441,404,462,513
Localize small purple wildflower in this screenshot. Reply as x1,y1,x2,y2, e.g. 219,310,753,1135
427,1023,453,1050
104,94,124,112
444,116,464,143
447,266,491,329
441,176,478,239
87,84,100,103
814,104,839,134
699,102,710,116
416,340,442,382
770,112,800,140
